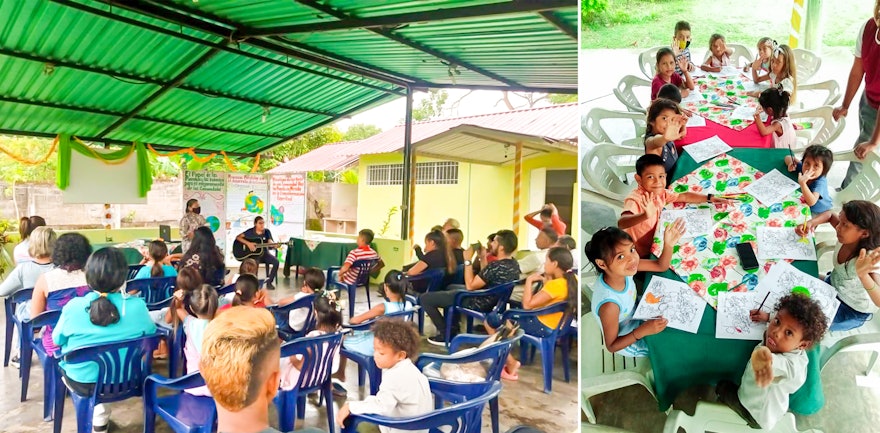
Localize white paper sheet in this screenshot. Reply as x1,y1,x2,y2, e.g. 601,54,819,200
757,226,817,261
717,66,742,77
683,135,733,163
633,276,706,334
752,261,840,325
685,114,706,127
731,105,757,121
659,208,713,239
716,291,767,340
682,90,704,103
743,169,800,205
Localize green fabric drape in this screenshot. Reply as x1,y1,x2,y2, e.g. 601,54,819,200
55,137,153,197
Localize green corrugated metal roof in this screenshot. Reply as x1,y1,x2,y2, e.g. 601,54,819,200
0,0,576,156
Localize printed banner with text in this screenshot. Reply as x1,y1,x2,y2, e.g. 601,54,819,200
182,171,227,253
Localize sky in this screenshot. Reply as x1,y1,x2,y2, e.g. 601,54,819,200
333,88,559,133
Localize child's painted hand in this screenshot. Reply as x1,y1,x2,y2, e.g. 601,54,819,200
751,346,774,388
638,317,668,337
640,192,659,220
749,309,770,323
336,403,351,427
855,247,880,277
663,218,686,245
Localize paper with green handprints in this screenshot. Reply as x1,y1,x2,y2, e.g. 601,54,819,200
652,154,812,309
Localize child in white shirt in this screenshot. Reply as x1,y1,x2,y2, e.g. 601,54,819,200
276,267,324,332
716,294,827,430
336,318,433,433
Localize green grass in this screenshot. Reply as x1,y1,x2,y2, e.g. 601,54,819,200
582,0,869,51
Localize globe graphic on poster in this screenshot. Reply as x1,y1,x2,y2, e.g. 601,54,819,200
206,215,220,232
270,205,284,225
243,191,264,214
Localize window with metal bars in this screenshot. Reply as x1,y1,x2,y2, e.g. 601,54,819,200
366,162,459,185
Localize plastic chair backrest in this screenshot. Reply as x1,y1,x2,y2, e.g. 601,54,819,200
449,264,465,286
279,332,343,391
45,285,91,311
789,105,844,149
582,108,646,148
341,380,502,433
268,294,317,340
835,150,880,204
417,330,524,384
613,75,650,114
793,48,821,83
406,268,446,293
127,265,145,281
638,46,663,79
582,312,644,379
581,144,640,203
125,276,177,308
797,80,841,108
346,258,379,287
62,334,161,401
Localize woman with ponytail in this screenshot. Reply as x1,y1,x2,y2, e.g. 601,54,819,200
53,247,156,431
405,229,456,292
134,240,177,279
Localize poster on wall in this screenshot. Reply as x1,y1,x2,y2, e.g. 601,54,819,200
183,171,227,253
269,173,307,244
226,173,269,262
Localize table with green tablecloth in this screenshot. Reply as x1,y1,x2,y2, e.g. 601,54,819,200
282,236,359,277
91,242,146,265
643,148,825,414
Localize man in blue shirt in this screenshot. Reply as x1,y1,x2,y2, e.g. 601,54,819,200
236,216,279,289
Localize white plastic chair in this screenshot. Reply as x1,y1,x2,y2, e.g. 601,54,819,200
581,423,639,432
831,149,880,205
582,312,657,424
701,43,753,69
638,46,665,79
613,75,651,114
796,80,841,109
582,108,646,148
581,143,640,203
793,48,822,84
788,106,845,150
663,401,823,433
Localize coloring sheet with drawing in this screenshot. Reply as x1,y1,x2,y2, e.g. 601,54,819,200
744,169,799,205
659,208,713,239
633,276,706,333
757,226,817,261
686,114,706,127
716,291,767,340
753,261,840,325
730,105,757,121
683,135,733,163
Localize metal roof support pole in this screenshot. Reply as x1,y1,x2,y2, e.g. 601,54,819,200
512,142,523,236
401,86,414,241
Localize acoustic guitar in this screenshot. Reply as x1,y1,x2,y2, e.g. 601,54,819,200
232,236,294,261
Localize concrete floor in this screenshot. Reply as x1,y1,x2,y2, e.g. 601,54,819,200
0,272,578,433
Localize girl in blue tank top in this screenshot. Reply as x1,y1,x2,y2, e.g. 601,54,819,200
342,270,414,356
585,221,685,357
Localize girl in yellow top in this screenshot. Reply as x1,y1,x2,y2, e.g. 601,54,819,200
502,246,577,380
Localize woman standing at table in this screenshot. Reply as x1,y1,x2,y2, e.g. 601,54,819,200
179,199,208,255
835,0,880,189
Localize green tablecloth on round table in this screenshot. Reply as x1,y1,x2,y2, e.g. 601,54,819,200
91,243,145,265
643,148,824,414
282,236,358,276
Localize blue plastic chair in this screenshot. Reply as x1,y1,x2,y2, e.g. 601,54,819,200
342,380,502,433
144,371,216,433
415,331,523,433
503,302,573,394
275,332,344,433
19,286,90,405
340,308,418,395
267,294,317,341
53,334,162,433
4,287,33,367
167,324,187,379
127,264,145,281
447,264,465,286
405,269,446,334
328,258,379,318
126,276,177,310
444,282,516,346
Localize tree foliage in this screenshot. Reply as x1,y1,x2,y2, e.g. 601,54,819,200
0,136,57,186
343,123,382,141
548,93,578,104
412,90,448,121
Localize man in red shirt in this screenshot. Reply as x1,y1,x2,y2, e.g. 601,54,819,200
524,203,567,237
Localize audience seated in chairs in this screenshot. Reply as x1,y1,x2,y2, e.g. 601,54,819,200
337,229,383,285
180,226,225,287
420,230,521,346
511,227,558,304
405,230,457,293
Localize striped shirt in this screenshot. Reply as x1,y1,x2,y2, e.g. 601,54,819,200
342,247,379,285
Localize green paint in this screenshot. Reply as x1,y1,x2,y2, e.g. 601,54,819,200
715,159,729,167
792,286,811,297
715,181,728,192
699,169,713,179
712,241,727,255
688,274,707,283
708,283,729,296
741,234,756,242
713,212,730,221
731,119,742,125
674,184,690,193
758,207,770,219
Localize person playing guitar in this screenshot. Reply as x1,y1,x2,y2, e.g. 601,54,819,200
235,216,279,290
